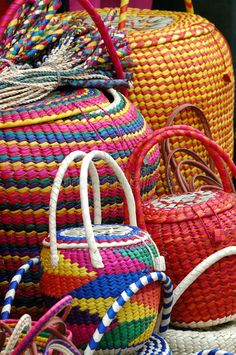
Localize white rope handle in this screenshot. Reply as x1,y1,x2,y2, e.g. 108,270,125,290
173,246,236,306
49,150,101,268
156,246,236,332
3,314,32,355
80,150,137,268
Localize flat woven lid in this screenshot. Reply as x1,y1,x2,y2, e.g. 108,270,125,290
0,87,111,129
144,190,236,223
72,9,215,49
43,225,150,248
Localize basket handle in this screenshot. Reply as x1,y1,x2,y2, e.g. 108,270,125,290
44,339,82,355
49,150,101,268
118,0,194,30
126,124,236,230
76,0,125,82
1,256,40,320
11,295,73,355
84,271,173,354
196,350,235,355
155,246,236,335
79,150,137,269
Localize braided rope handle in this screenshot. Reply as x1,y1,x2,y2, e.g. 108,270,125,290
75,0,125,83
79,150,137,268
2,314,32,355
126,124,236,230
196,350,235,355
84,271,173,354
49,150,101,268
118,0,194,30
44,339,82,355
11,295,73,355
1,256,40,320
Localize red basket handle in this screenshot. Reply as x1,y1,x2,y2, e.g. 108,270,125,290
126,124,236,230
118,0,194,30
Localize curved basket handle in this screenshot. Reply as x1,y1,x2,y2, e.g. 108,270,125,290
2,314,32,355
11,295,73,355
44,339,82,355
172,246,236,307
127,124,236,229
162,104,215,179
118,0,194,30
84,271,173,354
196,350,235,355
155,246,236,335
80,150,137,269
1,256,40,320
76,0,125,83
49,150,101,268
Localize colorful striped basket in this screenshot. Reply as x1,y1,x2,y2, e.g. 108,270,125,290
126,125,236,328
0,0,159,317
40,150,164,353
161,247,236,355
72,0,235,193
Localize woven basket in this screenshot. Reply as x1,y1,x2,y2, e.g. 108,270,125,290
0,0,159,317
126,124,236,328
72,0,235,193
40,150,164,353
161,247,236,355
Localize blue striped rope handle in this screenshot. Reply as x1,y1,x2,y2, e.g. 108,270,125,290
1,256,40,320
84,271,173,354
196,350,235,355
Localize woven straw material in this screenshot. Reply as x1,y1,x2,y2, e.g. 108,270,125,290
144,190,236,327
41,229,160,351
165,321,236,355
0,87,159,317
73,7,235,194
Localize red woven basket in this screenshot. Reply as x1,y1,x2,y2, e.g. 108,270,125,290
126,124,236,328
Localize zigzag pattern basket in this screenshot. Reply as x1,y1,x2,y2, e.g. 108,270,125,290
0,86,159,318
127,125,236,328
40,150,163,352
72,0,235,193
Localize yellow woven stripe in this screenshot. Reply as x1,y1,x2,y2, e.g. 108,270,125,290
72,298,156,321
41,249,97,277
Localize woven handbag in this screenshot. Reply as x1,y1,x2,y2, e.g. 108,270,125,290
162,247,236,355
70,0,235,174
126,124,236,328
40,150,164,352
0,0,159,317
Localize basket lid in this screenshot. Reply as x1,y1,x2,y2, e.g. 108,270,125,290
0,87,113,129
72,9,215,50
43,224,151,249
144,190,236,223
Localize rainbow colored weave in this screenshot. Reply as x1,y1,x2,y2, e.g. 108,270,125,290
40,225,161,351
0,87,159,317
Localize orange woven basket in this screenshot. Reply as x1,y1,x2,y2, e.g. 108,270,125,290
126,124,236,328
70,0,235,193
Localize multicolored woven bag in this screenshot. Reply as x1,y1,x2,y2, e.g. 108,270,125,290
126,124,236,328
0,0,160,316
40,150,164,352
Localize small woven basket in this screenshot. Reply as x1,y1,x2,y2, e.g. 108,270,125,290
40,150,164,353
126,124,236,328
0,0,159,317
